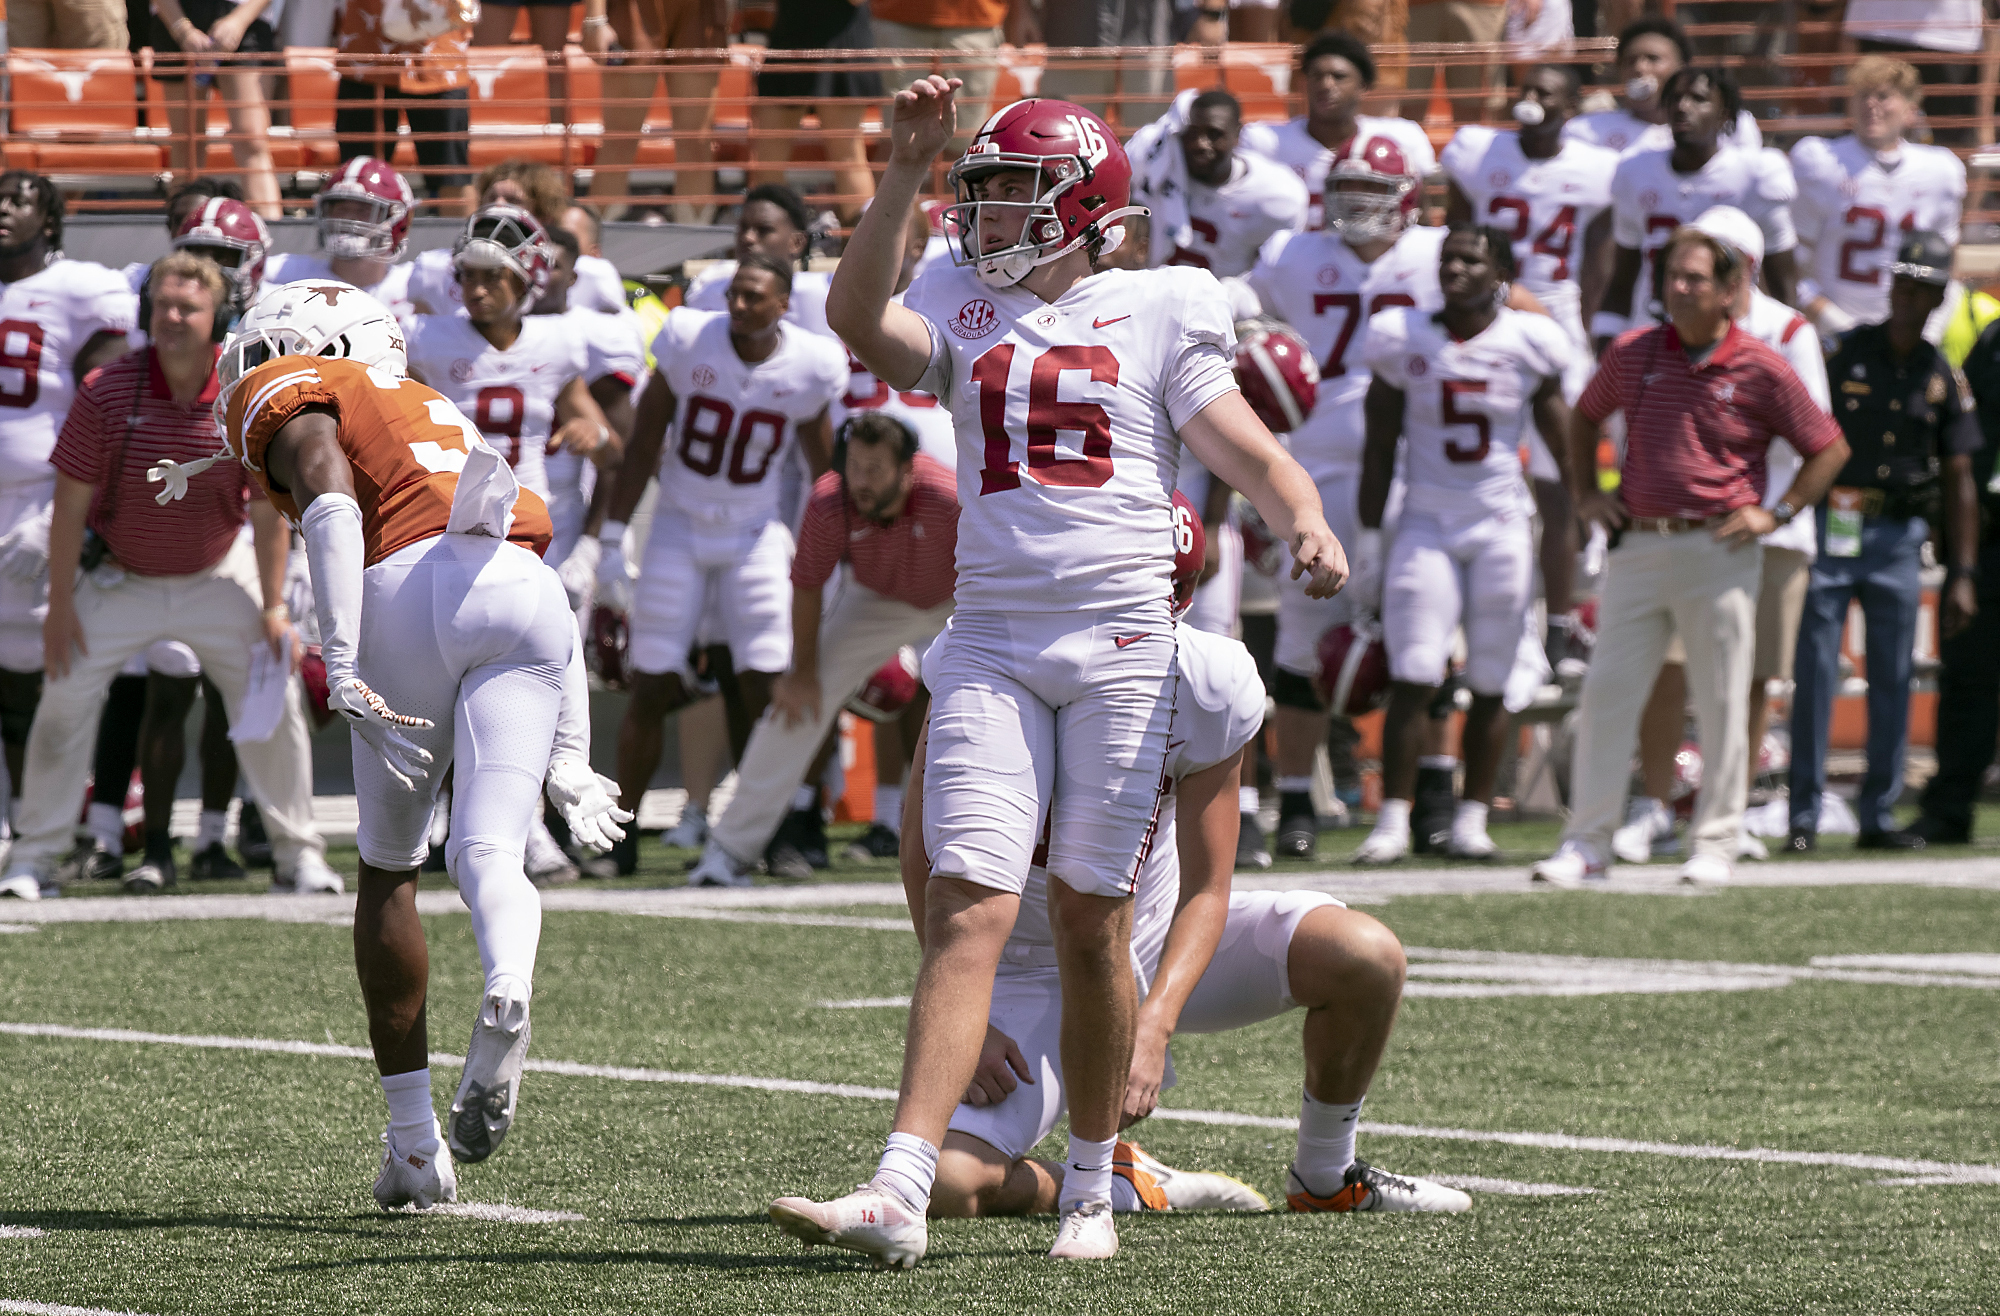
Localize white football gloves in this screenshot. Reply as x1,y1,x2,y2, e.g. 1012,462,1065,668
545,759,632,852
556,535,600,612
0,504,51,584
595,520,633,614
328,676,434,791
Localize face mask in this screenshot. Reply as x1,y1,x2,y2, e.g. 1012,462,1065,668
1626,74,1659,103
1512,99,1546,127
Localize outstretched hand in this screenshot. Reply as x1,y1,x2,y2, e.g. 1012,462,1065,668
888,75,963,169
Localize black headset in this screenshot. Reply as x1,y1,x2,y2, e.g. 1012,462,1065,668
831,412,920,479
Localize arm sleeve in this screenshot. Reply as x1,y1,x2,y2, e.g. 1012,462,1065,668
912,313,954,400
1164,273,1241,429
788,477,845,592
1575,335,1628,423
79,281,138,338
549,628,592,765
1941,153,1968,247
299,491,366,682
1787,140,1830,252
49,377,106,486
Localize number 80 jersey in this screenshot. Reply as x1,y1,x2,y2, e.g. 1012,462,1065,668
904,261,1240,613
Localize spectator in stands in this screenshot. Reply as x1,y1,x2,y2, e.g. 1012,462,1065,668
473,0,577,113
1282,0,1403,53
0,254,337,898
872,0,1009,155
583,0,727,224
1404,0,1507,112
1038,0,1172,125
334,0,479,208
1845,0,1983,147
753,0,882,224
1788,232,1980,853
147,0,286,218
8,0,127,47
1564,17,1762,156
1534,227,1847,889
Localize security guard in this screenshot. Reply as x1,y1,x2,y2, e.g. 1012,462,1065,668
1902,295,2000,843
1788,231,1983,851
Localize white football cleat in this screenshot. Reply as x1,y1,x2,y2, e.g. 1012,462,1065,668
373,1123,458,1210
1353,822,1409,866
1047,1199,1119,1259
769,1183,928,1270
1114,1140,1267,1211
1445,825,1498,860
1734,830,1769,862
285,850,345,895
661,810,709,850
686,841,754,889
1611,797,1678,864
449,983,531,1164
1679,853,1733,886
1531,839,1606,888
1285,1159,1471,1214
0,870,42,901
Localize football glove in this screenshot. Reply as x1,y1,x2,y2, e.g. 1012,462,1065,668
545,758,632,852
328,676,434,791
556,535,600,612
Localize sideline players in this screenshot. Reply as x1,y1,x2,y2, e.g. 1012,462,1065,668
769,78,1344,1267
1355,226,1575,863
263,158,416,316
152,281,629,1204
1125,89,1306,276
1563,16,1763,156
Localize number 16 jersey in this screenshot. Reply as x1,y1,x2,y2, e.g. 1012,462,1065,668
905,261,1239,614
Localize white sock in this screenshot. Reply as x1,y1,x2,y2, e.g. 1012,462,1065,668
379,1068,437,1150
450,839,543,987
1060,1133,1117,1211
872,1131,938,1212
1454,799,1488,835
1275,775,1313,795
1238,785,1261,815
1295,1090,1365,1190
1374,797,1411,836
874,783,903,835
791,784,818,811
86,801,124,853
195,808,228,850
1108,1174,1141,1212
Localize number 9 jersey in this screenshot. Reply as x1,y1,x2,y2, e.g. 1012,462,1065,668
903,260,1239,613
0,257,136,483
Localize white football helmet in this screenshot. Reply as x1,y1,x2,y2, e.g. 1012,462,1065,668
216,280,408,425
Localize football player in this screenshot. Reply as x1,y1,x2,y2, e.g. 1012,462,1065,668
594,253,845,873
1238,31,1436,231
1123,89,1307,277
1790,56,1966,341
1355,226,1576,863
1593,67,1798,349
407,162,627,318
1563,16,1763,157
682,183,834,338
768,79,1342,1267
0,172,134,850
120,179,247,297
151,281,629,1206
262,158,416,317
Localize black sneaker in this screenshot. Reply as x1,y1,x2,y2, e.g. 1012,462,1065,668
1275,810,1317,860
56,838,123,884
766,841,813,882
572,849,618,880
189,840,247,881
236,801,274,869
798,808,830,869
125,848,178,894
1235,814,1272,870
1900,814,1971,845
844,822,901,861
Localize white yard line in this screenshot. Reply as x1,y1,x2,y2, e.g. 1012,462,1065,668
421,1203,586,1224
1429,1175,1598,1197
5,1020,1996,1187
0,1229,45,1239
0,1302,158,1316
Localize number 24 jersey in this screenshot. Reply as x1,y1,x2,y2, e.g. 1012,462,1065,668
904,261,1239,614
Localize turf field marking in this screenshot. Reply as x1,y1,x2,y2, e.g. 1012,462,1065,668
0,1302,158,1316
820,996,913,1008
636,908,912,932
8,1020,2000,1188
424,1203,587,1224
1429,1176,1597,1197
0,925,35,934
0,1228,45,1238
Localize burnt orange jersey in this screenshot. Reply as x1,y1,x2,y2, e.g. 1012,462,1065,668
225,356,553,565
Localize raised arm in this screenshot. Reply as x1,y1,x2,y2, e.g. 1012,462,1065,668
1180,391,1347,598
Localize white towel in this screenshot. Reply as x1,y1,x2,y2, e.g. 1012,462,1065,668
1127,89,1203,267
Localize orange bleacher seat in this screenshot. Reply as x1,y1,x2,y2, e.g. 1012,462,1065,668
7,49,164,176
282,48,343,169
1221,44,1294,122
464,46,578,166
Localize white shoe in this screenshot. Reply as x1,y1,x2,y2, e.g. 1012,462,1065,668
1353,823,1409,866
1048,1199,1119,1259
1285,1159,1471,1214
1611,797,1677,864
661,811,709,850
524,817,577,887
1115,1140,1267,1211
1679,853,1733,886
769,1183,928,1270
686,841,753,888
1734,831,1769,862
449,983,531,1164
284,851,345,896
1446,826,1498,860
373,1123,458,1210
1531,839,1606,888
0,870,42,901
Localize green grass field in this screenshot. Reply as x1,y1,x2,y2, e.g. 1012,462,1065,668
4,817,2000,1314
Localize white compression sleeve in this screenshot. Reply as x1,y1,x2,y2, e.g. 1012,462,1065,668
550,629,591,767
299,493,367,681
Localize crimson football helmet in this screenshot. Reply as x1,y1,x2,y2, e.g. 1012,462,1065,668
845,646,922,723
944,99,1147,287
453,203,554,300
1171,489,1206,617
1234,319,1319,433
173,196,270,308
1315,619,1390,717
590,606,630,690
316,157,415,261
1327,136,1421,243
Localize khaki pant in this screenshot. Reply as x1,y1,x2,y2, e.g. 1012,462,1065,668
7,0,128,48
1663,544,1809,681
1404,0,1507,97
710,580,951,864
9,538,323,876
872,19,1003,151
1565,530,1761,863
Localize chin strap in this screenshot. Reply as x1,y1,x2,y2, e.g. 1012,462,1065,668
146,449,230,505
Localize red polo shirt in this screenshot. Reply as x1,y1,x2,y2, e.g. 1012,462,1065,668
1578,322,1844,520
792,453,959,611
51,346,258,577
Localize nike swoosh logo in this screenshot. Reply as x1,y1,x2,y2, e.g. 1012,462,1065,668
1094,316,1131,328
1114,633,1151,649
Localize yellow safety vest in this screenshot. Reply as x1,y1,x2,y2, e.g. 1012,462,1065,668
1944,288,2000,368
625,280,670,374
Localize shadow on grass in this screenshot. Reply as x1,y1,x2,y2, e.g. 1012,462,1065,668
0,1209,378,1238
271,1244,1035,1274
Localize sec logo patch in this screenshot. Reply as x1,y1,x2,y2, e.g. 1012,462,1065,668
449,358,473,383
1407,357,1428,376
950,299,1000,339
693,364,718,388
1317,266,1340,287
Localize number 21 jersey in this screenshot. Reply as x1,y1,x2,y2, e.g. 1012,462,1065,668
904,261,1239,613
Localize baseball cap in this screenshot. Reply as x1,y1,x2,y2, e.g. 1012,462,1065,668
1890,230,1953,286
1689,205,1764,269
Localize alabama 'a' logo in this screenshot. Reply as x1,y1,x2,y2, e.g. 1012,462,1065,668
950,299,1000,339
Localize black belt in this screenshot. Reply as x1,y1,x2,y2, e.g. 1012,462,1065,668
1844,486,1936,520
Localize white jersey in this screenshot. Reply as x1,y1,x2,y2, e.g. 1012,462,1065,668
1564,106,1763,157
0,258,136,487
1741,288,1826,556
1364,305,1573,523
684,262,836,341
650,308,845,528
831,296,955,467
1611,144,1797,322
1240,115,1438,230
1144,152,1308,279
1441,125,1617,339
906,262,1238,613
404,247,625,319
543,305,647,521
1790,134,1966,326
1246,223,1446,481
405,313,588,499
262,252,412,320
1008,624,1265,977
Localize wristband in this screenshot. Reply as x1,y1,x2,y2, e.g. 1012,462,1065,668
1590,311,1630,340
261,603,290,621
581,14,609,25
598,519,628,545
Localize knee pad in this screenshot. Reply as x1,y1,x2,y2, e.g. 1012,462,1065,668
1272,667,1325,713
0,668,42,746
445,834,527,892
